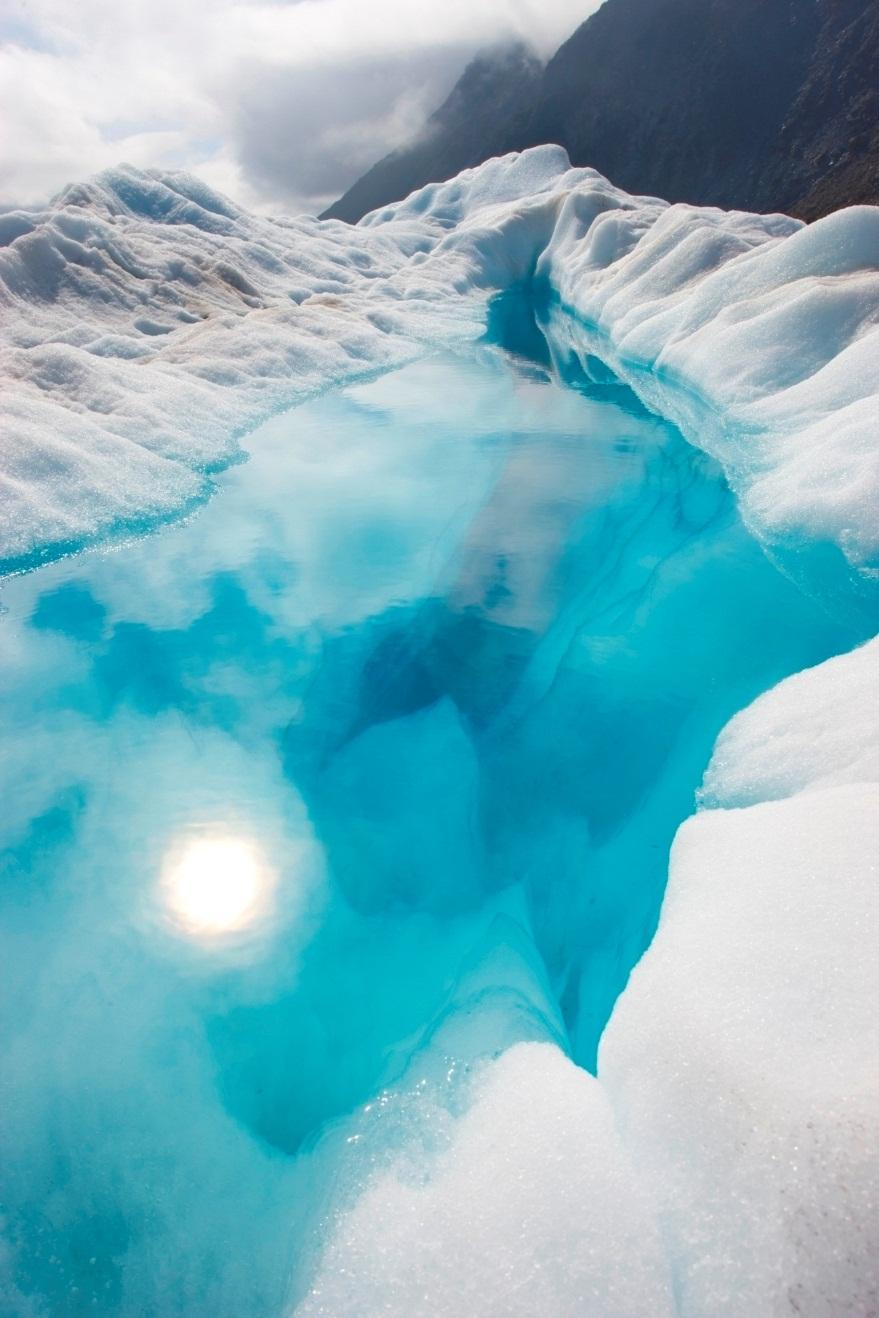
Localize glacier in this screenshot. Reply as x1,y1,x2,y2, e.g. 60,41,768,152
1,144,878,1315
3,145,879,573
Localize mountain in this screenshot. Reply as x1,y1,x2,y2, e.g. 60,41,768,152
769,0,879,219
324,0,879,223
527,0,819,214
526,0,877,218
320,43,543,223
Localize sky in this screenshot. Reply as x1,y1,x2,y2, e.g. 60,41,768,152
0,0,600,215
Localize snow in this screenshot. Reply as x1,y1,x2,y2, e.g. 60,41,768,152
601,721,879,1314
594,634,879,1314
0,164,429,568
3,147,879,571
701,636,879,807
535,198,879,569
298,1043,675,1318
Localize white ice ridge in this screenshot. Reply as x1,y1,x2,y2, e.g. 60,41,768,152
2,145,879,570
299,1044,676,1318
600,637,879,1317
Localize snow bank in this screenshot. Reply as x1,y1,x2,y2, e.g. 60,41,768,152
0,165,434,569
298,1043,674,1318
3,146,878,572
599,640,879,1316
366,157,879,569
701,636,879,807
534,200,879,570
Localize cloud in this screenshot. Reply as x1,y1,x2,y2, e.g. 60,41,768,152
0,0,601,214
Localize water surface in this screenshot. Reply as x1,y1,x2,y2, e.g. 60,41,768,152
0,346,869,1314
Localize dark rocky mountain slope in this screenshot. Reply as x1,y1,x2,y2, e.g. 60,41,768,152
321,43,543,223
769,0,879,219
323,0,878,223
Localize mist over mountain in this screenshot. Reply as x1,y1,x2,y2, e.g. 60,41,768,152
321,42,543,223
324,0,879,223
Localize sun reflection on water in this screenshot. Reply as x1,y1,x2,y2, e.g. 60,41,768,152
162,831,275,938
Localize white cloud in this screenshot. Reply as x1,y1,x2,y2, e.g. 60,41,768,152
0,0,601,213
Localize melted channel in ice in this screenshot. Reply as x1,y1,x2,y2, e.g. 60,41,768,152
0,345,872,1314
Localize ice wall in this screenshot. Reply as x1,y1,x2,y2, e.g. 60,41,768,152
600,638,879,1316
385,161,879,570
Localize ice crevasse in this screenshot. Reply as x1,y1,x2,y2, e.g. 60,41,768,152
1,144,878,1313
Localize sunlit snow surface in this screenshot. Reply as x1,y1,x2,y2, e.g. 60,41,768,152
1,346,876,1315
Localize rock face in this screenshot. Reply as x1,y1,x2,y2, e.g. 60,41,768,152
771,0,879,220
528,0,819,213
324,0,879,223
320,43,543,223
530,0,878,219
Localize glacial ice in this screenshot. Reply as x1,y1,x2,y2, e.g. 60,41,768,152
3,146,879,570
602,708,879,1314
298,1044,676,1318
1,146,878,1315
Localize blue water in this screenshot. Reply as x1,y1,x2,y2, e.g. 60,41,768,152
0,338,872,1314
